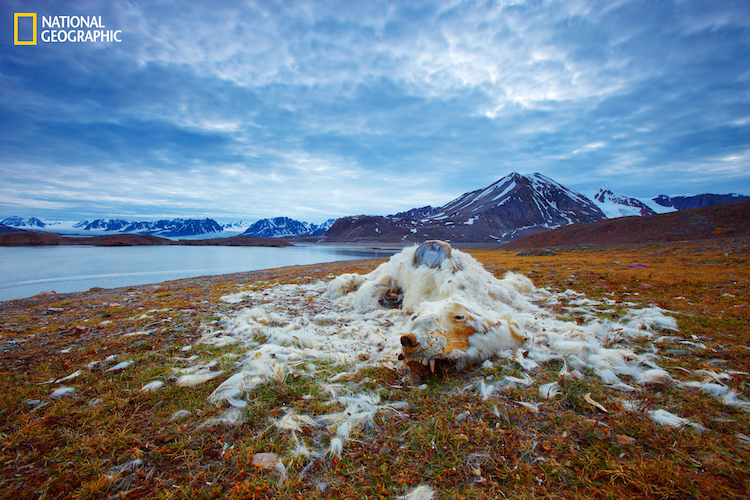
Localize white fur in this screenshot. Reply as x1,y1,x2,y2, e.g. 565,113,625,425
50,387,76,398
171,241,746,462
396,485,436,500
140,380,164,392
539,382,560,399
177,371,224,387
649,409,706,432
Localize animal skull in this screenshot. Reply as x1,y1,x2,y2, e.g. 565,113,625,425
400,298,525,372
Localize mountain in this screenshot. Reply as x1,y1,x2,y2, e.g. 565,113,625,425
2,216,50,228
310,218,336,236
586,189,658,218
502,198,750,250
653,193,750,210
241,217,337,238
73,219,131,231
389,206,435,219
73,218,223,237
322,172,607,243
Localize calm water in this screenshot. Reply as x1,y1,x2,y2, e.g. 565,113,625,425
0,245,398,302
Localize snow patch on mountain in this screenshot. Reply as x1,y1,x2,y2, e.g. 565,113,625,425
580,189,660,218
220,220,254,233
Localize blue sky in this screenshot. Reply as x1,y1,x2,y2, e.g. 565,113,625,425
2,0,749,223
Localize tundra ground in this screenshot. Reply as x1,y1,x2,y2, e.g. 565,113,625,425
1,239,748,499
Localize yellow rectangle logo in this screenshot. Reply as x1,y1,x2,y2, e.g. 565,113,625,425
14,13,37,45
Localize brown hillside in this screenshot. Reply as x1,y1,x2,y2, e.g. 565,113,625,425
0,232,67,245
0,232,291,247
502,198,750,250
0,232,172,246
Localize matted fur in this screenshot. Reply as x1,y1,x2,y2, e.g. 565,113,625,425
171,240,749,472
327,241,534,368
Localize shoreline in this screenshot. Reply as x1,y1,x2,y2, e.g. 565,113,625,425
0,231,292,247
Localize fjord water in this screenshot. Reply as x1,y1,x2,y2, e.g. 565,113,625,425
0,245,397,302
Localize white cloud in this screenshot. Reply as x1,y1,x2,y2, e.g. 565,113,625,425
2,0,749,220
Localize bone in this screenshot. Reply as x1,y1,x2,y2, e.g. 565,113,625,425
413,240,452,268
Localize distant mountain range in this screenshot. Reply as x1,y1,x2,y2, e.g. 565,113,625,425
0,216,335,239
241,217,336,238
71,218,224,237
316,175,747,243
1,216,58,229
2,175,747,242
653,193,749,210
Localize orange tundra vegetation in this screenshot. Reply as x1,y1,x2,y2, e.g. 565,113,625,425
0,238,748,499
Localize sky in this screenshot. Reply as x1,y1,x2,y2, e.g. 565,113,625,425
2,0,749,224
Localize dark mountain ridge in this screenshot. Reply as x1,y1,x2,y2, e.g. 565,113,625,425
501,199,750,250
653,193,749,210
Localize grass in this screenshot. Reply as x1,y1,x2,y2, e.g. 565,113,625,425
1,241,749,499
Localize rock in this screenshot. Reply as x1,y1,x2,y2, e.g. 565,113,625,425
252,453,281,470
665,349,690,356
616,434,637,445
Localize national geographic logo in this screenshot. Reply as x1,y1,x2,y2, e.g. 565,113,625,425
14,13,122,45
14,13,37,45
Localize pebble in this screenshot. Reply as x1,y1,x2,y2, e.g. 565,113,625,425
252,453,281,470
665,349,690,356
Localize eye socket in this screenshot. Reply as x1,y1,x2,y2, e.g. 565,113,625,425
454,315,466,321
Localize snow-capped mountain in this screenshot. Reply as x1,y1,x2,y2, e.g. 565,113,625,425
431,172,605,237
1,215,335,239
324,172,607,242
73,219,131,231
584,189,658,218
73,218,223,237
241,217,337,238
310,218,336,236
1,216,54,228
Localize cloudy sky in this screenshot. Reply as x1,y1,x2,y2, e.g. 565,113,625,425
2,0,749,223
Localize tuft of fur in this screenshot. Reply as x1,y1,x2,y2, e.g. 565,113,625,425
649,409,706,432
396,485,437,500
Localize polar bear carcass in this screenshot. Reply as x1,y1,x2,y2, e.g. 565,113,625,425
326,241,531,372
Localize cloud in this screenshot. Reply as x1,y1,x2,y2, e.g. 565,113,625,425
1,0,749,221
